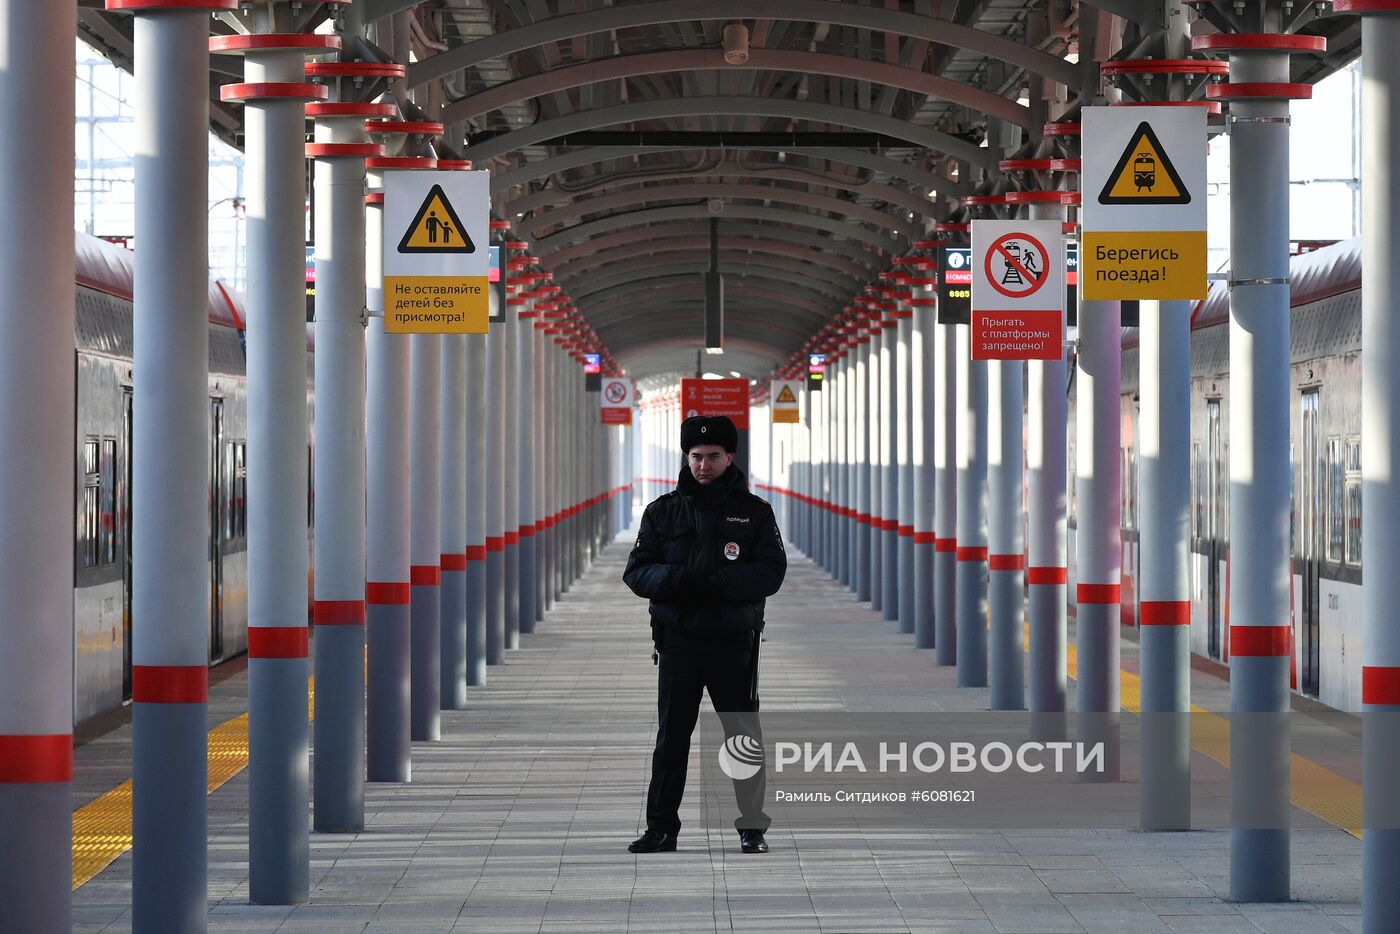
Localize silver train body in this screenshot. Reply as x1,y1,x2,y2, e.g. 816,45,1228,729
72,232,314,724
1068,238,1363,712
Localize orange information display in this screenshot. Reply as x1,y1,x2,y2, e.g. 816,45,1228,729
680,378,750,430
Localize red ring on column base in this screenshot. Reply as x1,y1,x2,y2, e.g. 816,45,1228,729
1139,601,1190,626
314,600,367,626
132,665,209,703
1077,583,1121,604
366,581,409,604
913,531,936,545
1363,667,1400,705
1229,626,1292,657
988,554,1025,571
956,546,988,562
0,736,72,783
466,545,487,561
934,537,957,553
248,627,309,659
1027,566,1068,585
410,565,440,586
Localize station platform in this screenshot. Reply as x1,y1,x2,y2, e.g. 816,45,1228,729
70,539,1362,934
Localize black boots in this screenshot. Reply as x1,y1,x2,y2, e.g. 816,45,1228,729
739,829,769,854
627,829,678,853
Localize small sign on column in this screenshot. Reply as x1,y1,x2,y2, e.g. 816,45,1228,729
970,219,1065,360
601,377,634,425
771,381,802,424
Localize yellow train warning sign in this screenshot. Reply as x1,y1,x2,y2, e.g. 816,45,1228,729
398,183,476,253
1098,121,1189,206
775,384,797,405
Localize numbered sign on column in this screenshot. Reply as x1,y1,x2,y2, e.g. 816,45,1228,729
600,377,634,425
383,170,490,333
771,381,801,424
970,219,1064,360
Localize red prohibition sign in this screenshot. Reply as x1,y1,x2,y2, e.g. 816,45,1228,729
604,381,628,404
985,232,1050,300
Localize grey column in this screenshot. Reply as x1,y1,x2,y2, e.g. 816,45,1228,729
409,334,441,741
988,357,1025,710
882,318,901,622
934,320,959,666
366,200,412,783
465,333,488,686
1359,13,1400,934
518,303,538,634
869,329,884,610
485,288,506,664
912,300,937,649
310,111,368,833
440,334,468,709
0,3,74,930
1226,44,1293,903
245,42,312,906
896,312,916,634
854,339,872,600
503,300,520,650
954,324,989,688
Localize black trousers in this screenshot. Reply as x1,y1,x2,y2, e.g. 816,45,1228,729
645,636,771,836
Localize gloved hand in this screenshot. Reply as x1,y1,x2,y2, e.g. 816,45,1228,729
676,569,715,603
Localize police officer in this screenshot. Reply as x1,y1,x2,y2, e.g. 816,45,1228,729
623,415,787,854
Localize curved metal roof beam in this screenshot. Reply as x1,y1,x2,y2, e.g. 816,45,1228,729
397,0,1078,97
510,166,936,226
521,181,919,242
552,239,868,284
532,204,903,258
541,220,882,270
443,48,1031,132
462,97,996,169
491,145,970,200
614,342,777,379
599,316,815,359
570,264,849,305
584,282,829,330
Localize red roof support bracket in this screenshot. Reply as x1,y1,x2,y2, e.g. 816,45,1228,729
220,82,329,103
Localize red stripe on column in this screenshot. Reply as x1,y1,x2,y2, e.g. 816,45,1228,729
0,735,72,783
411,565,440,586
1229,626,1292,657
486,536,505,552
913,531,936,545
1027,566,1068,585
248,627,309,659
857,513,872,525
1363,666,1400,705
132,665,209,703
505,531,519,546
1077,583,1121,604
466,545,487,561
988,554,1025,571
314,600,366,626
440,553,468,572
1139,601,1190,626
881,519,899,532
934,537,957,553
367,581,410,605
521,524,536,537
898,525,914,537
956,546,988,562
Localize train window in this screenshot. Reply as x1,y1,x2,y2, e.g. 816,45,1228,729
101,438,116,564
224,441,235,540
1345,436,1361,566
1192,443,1203,538
82,438,100,568
1221,441,1228,544
234,442,247,539
1327,436,1344,563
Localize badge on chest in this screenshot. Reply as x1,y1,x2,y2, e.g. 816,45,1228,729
723,541,741,561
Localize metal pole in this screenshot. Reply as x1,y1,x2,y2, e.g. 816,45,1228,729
440,334,468,708
540,328,556,613
409,333,441,741
855,339,872,600
310,110,368,833
518,302,538,634
955,323,989,687
119,8,210,929
244,41,313,906
882,318,900,622
934,319,959,666
465,333,488,686
869,329,884,611
503,302,520,650
913,300,937,649
366,192,412,783
832,355,846,583
0,0,74,925
988,355,1025,709
1359,13,1400,933
485,288,506,664
1226,44,1293,904
897,312,916,634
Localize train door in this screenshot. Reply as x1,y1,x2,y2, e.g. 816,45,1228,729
121,386,133,702
1206,398,1223,659
210,398,225,662
1299,389,1321,696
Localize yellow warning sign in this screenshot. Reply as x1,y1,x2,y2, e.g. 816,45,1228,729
397,184,476,253
775,384,797,405
772,409,800,424
384,275,490,334
1098,122,1190,206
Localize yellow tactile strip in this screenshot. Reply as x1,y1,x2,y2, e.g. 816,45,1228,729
72,681,313,889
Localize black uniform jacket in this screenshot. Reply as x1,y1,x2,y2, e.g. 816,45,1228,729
623,464,787,642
